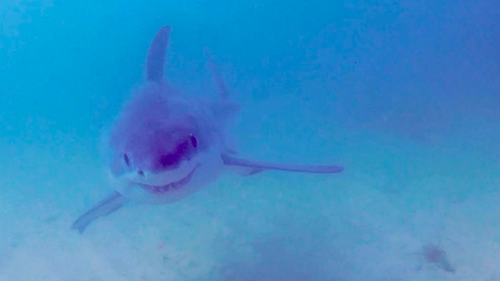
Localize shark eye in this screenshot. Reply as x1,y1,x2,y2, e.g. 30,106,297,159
123,153,130,166
190,135,198,148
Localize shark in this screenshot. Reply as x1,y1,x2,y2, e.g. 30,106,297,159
71,26,344,234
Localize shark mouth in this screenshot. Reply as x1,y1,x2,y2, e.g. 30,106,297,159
136,166,198,194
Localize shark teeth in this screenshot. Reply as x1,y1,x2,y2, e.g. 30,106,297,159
137,167,197,194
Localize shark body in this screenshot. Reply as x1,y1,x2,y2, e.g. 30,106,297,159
71,26,344,234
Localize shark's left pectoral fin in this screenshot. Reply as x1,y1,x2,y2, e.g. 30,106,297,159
221,153,344,174
71,191,129,234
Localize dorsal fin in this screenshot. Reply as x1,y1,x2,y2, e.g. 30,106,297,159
146,26,171,82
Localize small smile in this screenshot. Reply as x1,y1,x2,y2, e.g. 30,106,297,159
135,166,198,194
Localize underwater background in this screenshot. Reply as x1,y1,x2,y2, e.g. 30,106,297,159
0,0,499,280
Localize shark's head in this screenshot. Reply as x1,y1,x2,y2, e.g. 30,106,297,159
104,26,230,203
106,83,226,203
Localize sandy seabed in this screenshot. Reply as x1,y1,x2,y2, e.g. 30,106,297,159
1,125,500,281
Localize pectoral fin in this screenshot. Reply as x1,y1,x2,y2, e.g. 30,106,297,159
71,191,129,234
221,154,344,174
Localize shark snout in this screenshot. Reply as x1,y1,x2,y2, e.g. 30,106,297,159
122,151,193,182
127,158,199,190
156,151,184,170
122,134,199,174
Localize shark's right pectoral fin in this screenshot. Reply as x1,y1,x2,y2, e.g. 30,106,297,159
71,191,129,234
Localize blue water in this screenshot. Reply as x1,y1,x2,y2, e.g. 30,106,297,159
0,0,499,280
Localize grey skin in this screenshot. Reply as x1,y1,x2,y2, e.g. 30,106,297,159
71,26,344,234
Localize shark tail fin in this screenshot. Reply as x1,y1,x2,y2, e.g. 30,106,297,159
146,26,171,83
71,191,129,234
204,47,229,100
